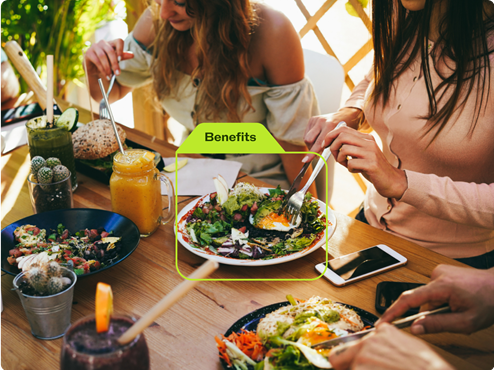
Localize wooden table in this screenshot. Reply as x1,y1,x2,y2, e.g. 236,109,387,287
2,117,494,369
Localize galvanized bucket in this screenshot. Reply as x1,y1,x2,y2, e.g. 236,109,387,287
13,267,77,340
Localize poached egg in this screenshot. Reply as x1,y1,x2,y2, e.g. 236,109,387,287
249,212,301,232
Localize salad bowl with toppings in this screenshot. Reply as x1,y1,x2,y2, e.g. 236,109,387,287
1,209,140,277
216,296,378,370
176,180,336,266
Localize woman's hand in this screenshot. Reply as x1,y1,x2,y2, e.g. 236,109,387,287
303,108,362,163
84,39,134,80
377,265,494,335
328,323,454,370
321,125,408,199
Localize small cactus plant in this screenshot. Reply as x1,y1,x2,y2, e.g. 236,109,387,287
52,165,70,183
46,261,61,277
23,262,72,296
31,156,46,182
46,277,64,295
46,157,62,168
38,167,54,191
26,265,49,295
38,167,53,183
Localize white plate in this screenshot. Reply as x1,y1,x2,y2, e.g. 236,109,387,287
175,188,337,266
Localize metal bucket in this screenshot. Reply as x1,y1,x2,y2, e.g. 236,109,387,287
13,267,77,340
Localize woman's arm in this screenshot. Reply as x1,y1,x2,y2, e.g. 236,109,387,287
253,6,317,196
400,171,494,229
253,6,304,85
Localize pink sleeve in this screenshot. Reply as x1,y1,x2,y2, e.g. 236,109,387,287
343,68,373,110
400,170,494,229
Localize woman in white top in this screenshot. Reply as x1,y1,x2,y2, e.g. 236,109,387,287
84,0,319,193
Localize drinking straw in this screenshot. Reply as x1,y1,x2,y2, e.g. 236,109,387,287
82,50,96,124
97,78,125,155
117,259,219,345
46,55,54,127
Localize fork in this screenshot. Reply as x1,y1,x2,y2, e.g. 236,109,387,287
99,74,116,120
284,121,347,225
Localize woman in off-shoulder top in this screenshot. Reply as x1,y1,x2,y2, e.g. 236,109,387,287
304,0,494,268
84,0,319,193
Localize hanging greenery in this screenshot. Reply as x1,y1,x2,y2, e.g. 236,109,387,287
1,0,116,97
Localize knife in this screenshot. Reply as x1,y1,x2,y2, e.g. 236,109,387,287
282,161,311,210
281,121,347,210
313,306,451,349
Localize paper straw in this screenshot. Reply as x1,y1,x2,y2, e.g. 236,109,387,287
46,55,54,126
117,259,219,345
97,78,125,155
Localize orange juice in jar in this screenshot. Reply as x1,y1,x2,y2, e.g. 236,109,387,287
110,149,174,237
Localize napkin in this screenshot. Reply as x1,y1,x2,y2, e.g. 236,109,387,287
1,119,28,154
161,157,243,196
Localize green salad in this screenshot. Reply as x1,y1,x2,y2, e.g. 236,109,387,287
183,183,327,260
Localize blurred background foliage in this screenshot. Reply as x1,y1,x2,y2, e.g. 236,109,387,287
1,0,117,97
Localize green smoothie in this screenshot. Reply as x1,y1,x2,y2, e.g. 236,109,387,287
26,117,78,191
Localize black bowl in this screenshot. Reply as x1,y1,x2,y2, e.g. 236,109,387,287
221,301,379,369
1,208,140,278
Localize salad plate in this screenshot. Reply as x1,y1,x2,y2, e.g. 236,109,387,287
175,187,336,266
1,208,140,278
220,299,378,370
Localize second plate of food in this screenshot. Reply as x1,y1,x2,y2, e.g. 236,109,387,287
1,208,140,277
219,296,378,370
176,184,336,267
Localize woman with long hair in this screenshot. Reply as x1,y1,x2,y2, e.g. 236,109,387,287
85,0,318,194
304,0,494,268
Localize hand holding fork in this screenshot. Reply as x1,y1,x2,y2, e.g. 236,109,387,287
284,121,347,225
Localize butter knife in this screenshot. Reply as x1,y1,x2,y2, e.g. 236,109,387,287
313,306,451,349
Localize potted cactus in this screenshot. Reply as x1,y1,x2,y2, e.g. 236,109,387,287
13,261,77,339
28,156,73,213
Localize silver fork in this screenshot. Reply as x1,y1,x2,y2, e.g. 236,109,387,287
99,74,116,119
284,121,347,225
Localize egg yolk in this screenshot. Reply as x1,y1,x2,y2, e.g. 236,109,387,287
257,212,291,229
299,324,338,346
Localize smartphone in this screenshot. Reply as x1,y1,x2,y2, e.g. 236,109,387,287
375,281,424,316
315,244,407,286
1,103,62,126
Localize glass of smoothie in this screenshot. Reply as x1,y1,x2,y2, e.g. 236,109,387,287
110,149,174,237
60,315,149,370
26,116,78,191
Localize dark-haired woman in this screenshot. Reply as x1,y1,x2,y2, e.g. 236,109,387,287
84,0,318,194
304,0,494,268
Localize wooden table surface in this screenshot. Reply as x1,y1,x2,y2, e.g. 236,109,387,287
2,110,494,369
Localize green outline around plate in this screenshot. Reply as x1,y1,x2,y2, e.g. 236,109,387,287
173,123,330,281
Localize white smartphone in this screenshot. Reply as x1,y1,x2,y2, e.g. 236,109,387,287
315,244,407,286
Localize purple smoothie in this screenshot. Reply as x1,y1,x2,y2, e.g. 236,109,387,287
60,315,149,370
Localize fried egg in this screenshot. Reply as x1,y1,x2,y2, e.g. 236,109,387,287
249,212,301,231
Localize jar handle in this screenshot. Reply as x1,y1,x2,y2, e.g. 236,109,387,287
158,173,175,225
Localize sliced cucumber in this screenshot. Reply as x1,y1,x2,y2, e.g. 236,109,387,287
56,108,79,132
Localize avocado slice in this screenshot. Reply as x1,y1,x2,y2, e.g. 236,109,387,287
212,236,230,246
253,200,282,225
